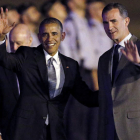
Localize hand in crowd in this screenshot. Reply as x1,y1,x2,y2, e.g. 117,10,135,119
121,40,140,64
0,7,15,40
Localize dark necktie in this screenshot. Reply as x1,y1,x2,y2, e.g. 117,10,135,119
112,45,121,84
47,57,56,99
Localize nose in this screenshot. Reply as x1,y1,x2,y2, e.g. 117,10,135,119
46,34,53,42
108,22,113,31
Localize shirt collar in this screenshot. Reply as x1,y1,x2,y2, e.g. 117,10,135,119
114,33,132,48
43,50,60,65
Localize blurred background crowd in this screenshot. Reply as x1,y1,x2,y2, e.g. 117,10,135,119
0,0,139,140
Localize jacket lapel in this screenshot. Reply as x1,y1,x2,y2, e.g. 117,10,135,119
59,53,69,88
34,45,49,99
101,47,113,83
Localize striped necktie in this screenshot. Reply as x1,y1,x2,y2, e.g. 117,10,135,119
47,57,56,99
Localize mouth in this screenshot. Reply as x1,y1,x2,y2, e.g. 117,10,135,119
109,31,116,35
45,43,55,47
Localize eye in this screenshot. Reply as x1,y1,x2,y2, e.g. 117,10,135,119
111,19,117,23
42,33,48,37
52,32,58,36
103,21,108,24
17,42,22,46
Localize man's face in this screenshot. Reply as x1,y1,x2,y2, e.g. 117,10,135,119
70,0,86,10
26,6,41,23
38,23,65,56
88,2,104,20
8,10,20,25
10,31,32,53
49,2,67,22
102,8,129,43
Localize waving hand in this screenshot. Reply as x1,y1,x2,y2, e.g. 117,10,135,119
0,7,15,40
121,40,140,64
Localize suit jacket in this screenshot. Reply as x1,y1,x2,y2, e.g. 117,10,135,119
98,35,140,140
0,43,98,140
0,66,19,139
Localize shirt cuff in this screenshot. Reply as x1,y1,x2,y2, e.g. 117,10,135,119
0,40,5,45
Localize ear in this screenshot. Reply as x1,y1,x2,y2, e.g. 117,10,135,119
38,33,42,43
125,17,130,27
28,36,33,46
61,32,66,41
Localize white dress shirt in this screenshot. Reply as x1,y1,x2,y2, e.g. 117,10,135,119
43,50,65,97
111,33,132,79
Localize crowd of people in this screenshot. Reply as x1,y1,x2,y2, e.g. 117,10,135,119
0,1,112,140
1,0,112,90
1,1,139,140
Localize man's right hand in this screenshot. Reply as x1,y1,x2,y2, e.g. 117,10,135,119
0,7,15,41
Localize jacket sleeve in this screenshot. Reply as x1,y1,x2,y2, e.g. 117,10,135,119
71,61,99,107
0,42,26,72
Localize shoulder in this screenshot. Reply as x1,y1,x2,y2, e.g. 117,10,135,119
131,35,140,51
99,47,113,60
15,46,39,55
59,53,78,64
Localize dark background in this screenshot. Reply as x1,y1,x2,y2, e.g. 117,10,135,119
0,0,140,38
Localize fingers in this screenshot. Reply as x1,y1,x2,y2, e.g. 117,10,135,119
124,40,136,52
120,48,126,56
0,7,4,19
5,8,8,19
9,22,16,30
0,7,7,19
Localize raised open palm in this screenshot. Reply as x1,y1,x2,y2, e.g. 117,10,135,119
0,7,15,39
121,40,140,64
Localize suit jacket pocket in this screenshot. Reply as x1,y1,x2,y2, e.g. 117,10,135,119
127,110,140,119
16,108,33,119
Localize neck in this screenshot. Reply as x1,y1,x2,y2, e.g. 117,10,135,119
73,9,85,18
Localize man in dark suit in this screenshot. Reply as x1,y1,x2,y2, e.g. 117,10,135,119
98,3,140,140
0,23,33,140
0,8,98,140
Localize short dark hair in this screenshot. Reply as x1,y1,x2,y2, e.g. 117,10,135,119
17,2,35,15
102,3,128,18
2,4,17,11
39,17,63,33
40,0,56,17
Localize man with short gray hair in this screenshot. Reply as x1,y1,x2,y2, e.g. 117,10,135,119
98,3,140,140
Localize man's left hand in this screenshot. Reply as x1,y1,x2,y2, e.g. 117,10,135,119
121,40,140,64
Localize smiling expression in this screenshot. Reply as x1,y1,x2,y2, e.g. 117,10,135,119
102,8,130,43
38,23,65,56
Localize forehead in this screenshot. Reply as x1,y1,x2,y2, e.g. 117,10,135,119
40,23,61,33
102,8,122,21
10,33,27,41
10,30,27,41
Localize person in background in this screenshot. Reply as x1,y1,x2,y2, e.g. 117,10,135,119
17,2,41,47
87,0,112,90
98,3,140,140
0,23,32,140
40,0,67,24
61,0,99,140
